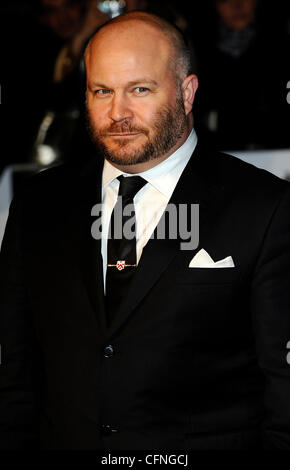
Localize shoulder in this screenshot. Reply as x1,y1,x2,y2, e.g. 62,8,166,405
198,145,290,200
218,151,290,208
216,150,287,188
15,157,103,205
20,162,80,196
192,144,290,225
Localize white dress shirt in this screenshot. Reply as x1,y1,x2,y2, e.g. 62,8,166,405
101,128,198,290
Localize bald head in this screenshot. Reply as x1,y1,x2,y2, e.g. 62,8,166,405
84,11,192,82
84,11,198,172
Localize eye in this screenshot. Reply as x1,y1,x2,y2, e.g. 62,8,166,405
134,87,150,95
94,89,112,96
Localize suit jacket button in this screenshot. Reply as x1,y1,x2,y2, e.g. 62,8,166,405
103,345,114,358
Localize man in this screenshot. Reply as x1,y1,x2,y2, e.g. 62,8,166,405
215,0,258,31
1,11,290,450
194,0,290,150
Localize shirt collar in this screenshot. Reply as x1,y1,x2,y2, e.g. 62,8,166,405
102,128,197,197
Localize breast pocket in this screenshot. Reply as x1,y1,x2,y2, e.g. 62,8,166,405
176,267,240,285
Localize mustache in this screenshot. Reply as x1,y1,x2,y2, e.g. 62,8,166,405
99,121,149,136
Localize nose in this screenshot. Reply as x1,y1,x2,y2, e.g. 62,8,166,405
109,93,133,122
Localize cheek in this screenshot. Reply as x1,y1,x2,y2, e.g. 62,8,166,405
133,103,161,128
87,102,106,127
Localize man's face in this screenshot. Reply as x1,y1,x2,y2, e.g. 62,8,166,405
126,0,149,11
40,0,85,39
215,0,258,31
85,22,189,168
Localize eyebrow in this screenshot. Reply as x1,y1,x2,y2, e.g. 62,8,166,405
88,79,158,89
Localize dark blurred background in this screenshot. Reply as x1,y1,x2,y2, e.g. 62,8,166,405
0,0,290,175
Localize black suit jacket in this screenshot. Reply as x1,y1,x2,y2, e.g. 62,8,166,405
1,142,290,450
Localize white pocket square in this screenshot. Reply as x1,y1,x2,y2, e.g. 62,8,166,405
188,248,235,268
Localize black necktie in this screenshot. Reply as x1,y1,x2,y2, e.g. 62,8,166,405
105,175,146,323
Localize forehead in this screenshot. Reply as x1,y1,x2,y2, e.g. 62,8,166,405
86,21,173,85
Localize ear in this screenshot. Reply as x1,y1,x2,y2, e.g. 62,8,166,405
181,74,198,115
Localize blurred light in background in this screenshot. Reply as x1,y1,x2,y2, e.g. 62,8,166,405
97,0,126,18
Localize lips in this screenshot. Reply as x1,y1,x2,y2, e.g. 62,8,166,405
100,128,148,138
107,133,141,136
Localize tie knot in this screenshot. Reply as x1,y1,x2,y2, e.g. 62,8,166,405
117,175,146,201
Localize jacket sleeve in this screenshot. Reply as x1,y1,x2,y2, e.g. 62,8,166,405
251,183,290,449
0,196,43,449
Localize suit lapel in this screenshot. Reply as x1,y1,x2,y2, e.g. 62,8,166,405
71,157,107,334
107,142,226,337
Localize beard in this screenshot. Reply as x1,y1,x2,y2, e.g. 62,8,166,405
86,94,187,166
